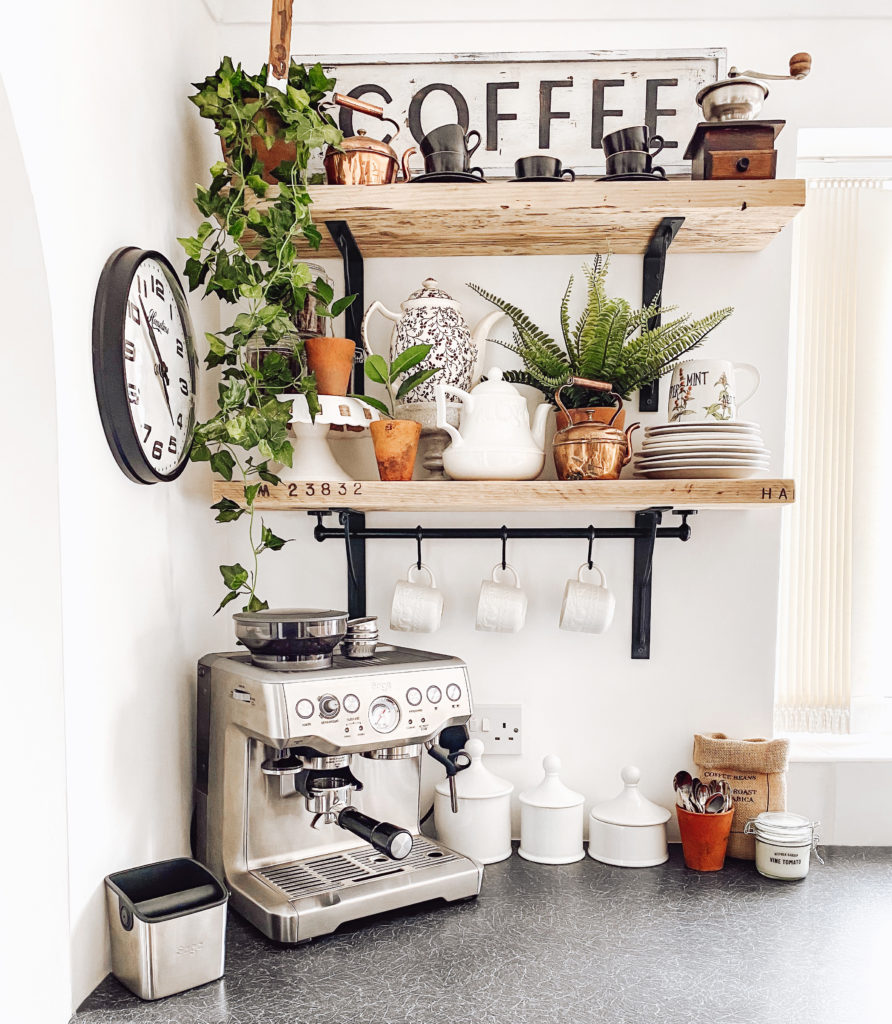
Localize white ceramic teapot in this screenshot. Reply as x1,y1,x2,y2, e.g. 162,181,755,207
435,367,551,480
361,278,504,403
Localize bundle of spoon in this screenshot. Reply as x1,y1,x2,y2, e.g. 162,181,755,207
673,770,733,814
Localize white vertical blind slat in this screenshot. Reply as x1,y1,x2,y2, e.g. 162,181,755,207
777,179,885,733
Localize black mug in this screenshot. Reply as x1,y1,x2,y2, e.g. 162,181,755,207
602,126,665,159
514,155,575,180
420,124,481,160
424,151,469,174
605,150,666,177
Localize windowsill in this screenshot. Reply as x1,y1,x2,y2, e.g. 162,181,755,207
785,732,892,763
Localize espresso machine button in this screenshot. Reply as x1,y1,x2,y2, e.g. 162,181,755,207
343,693,360,714
319,695,341,719
337,806,414,861
427,685,442,704
296,699,315,719
446,683,462,701
406,687,422,706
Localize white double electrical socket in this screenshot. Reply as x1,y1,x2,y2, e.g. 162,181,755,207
468,705,523,756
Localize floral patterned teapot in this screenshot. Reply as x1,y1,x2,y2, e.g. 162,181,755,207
361,278,504,404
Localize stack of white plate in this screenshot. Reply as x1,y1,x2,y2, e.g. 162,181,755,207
633,421,770,479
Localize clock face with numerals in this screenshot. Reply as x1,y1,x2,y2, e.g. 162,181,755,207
93,247,197,484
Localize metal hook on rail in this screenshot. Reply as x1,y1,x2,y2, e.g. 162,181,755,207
500,525,508,570
586,526,595,570
416,525,424,570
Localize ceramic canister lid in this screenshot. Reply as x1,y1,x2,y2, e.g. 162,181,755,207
434,738,513,800
589,766,671,827
519,755,584,809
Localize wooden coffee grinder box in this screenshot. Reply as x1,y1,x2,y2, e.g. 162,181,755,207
683,120,784,180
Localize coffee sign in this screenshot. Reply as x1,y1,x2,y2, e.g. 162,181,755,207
300,50,725,178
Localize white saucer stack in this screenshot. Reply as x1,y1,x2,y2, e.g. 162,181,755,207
633,421,771,479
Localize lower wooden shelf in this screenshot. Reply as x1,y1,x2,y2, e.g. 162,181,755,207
211,478,795,512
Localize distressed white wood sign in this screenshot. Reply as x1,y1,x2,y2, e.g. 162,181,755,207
298,50,726,178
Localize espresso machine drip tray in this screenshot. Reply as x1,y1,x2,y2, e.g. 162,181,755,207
256,836,462,902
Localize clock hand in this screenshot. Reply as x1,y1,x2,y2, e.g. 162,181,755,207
138,294,175,425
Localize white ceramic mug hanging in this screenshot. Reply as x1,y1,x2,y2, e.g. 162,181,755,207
390,563,444,632
476,563,528,633
560,563,616,634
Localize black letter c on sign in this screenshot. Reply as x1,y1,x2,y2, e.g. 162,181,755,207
408,83,470,143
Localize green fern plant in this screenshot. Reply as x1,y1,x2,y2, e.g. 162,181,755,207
468,256,733,409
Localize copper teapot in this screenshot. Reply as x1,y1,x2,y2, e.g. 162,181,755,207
552,377,639,481
323,93,416,185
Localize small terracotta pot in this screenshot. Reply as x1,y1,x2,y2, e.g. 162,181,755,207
305,337,356,397
370,419,422,481
221,106,296,184
676,806,734,871
555,406,626,432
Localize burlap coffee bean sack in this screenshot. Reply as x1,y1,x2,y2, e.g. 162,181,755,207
693,733,790,859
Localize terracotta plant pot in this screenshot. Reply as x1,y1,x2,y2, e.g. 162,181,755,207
305,337,356,397
220,107,296,184
676,806,734,871
555,406,626,432
370,419,422,481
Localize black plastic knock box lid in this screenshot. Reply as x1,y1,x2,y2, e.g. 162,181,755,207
105,857,227,924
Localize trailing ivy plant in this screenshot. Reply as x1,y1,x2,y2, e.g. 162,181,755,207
469,256,733,410
179,58,352,613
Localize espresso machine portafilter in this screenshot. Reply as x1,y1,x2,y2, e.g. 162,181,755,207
194,610,483,943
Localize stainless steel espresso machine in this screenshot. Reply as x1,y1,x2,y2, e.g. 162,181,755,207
194,609,483,943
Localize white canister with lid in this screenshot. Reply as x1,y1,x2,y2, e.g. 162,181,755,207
518,755,585,864
744,811,822,880
588,765,671,867
434,738,513,864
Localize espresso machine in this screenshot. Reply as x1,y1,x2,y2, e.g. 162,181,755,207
194,610,483,943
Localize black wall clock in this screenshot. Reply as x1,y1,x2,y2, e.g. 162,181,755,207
92,247,198,484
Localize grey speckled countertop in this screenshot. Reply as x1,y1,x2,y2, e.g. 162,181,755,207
76,845,892,1024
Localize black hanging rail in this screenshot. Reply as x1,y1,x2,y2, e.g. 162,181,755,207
310,508,696,660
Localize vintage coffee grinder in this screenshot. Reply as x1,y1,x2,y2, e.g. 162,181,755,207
685,52,812,180
194,610,482,943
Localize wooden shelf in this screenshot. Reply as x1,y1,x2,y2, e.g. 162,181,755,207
212,479,795,512
241,179,805,258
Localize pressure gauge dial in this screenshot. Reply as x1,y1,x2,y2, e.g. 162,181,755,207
368,696,400,734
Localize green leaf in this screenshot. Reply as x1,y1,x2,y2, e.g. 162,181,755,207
220,562,248,592
244,594,269,613
205,331,226,356
364,354,388,385
210,496,245,523
351,394,390,417
239,282,263,300
215,589,241,615
260,522,288,551
244,482,261,504
389,344,432,381
177,236,202,259
396,367,438,400
330,294,356,318
190,442,212,462
210,449,235,481
313,276,334,304
258,467,281,485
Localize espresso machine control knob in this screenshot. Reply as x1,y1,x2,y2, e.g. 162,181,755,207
319,695,340,719
337,807,413,861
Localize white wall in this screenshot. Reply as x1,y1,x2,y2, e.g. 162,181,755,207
0,76,71,1024
215,11,892,829
0,1,232,1013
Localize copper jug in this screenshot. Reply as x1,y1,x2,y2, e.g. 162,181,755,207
552,377,640,481
323,93,416,185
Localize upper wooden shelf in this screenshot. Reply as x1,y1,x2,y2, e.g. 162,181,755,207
245,180,805,258
212,479,795,512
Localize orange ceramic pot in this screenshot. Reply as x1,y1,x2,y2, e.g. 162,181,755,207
370,419,422,481
221,107,296,184
305,337,356,397
555,406,626,432
676,806,734,871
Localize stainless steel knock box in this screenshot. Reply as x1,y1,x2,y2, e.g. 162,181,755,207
104,857,228,1000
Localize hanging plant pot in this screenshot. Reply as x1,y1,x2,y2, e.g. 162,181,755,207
221,108,297,184
370,419,422,481
305,337,356,397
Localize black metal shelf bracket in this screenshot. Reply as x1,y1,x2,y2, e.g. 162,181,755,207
639,216,685,413
325,221,365,394
311,508,696,659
